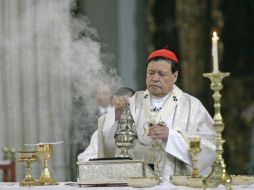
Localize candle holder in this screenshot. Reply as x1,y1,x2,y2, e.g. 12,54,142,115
202,72,232,190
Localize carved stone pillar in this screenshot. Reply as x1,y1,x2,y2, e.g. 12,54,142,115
176,0,210,97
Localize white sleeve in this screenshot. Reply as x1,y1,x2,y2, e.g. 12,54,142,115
164,129,191,165
77,130,98,161
164,100,216,175
164,127,216,175
102,108,118,152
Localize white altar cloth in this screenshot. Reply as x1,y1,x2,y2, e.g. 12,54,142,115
0,182,254,190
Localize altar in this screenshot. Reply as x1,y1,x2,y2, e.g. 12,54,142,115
1,182,254,190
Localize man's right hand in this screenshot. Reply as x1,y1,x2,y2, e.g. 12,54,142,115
114,96,129,121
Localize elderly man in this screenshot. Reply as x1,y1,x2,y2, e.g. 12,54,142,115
79,48,216,181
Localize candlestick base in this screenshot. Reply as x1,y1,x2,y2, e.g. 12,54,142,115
202,161,232,190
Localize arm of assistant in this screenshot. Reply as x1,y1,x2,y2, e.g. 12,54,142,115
77,130,99,161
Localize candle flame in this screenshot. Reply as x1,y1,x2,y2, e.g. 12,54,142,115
212,31,219,40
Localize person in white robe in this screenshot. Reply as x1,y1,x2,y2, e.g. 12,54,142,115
78,48,216,181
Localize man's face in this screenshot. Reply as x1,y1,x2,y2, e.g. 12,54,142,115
146,60,178,97
96,85,112,108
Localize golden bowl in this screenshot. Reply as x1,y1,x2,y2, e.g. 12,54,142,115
170,175,188,186
186,176,203,188
17,151,38,162
231,175,254,185
127,177,160,188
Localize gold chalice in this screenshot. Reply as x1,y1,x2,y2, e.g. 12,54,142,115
17,151,38,186
37,144,57,185
188,136,201,178
185,136,204,188
170,137,203,188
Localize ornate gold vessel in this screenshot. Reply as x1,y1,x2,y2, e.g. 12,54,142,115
170,136,203,188
37,144,57,185
17,151,38,186
188,136,201,178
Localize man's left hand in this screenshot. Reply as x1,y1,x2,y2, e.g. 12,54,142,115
147,123,169,142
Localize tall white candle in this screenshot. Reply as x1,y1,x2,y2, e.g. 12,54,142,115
212,31,219,73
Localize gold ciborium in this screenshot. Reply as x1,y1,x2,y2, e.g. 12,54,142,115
188,136,201,177
37,144,57,185
17,151,38,186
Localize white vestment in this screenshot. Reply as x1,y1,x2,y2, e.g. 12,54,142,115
78,85,216,181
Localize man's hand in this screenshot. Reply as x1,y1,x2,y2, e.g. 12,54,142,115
147,123,168,142
114,96,129,121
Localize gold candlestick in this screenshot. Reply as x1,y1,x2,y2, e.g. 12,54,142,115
202,72,232,190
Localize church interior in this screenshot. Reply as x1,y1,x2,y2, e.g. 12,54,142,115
0,0,254,187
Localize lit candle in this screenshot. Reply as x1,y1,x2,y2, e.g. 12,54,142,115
212,31,219,73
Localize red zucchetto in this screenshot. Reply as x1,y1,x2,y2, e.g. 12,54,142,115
147,48,178,63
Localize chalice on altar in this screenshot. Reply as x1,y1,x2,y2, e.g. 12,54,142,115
171,137,202,187
37,144,57,185
17,151,38,186
188,136,201,177
185,136,203,188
